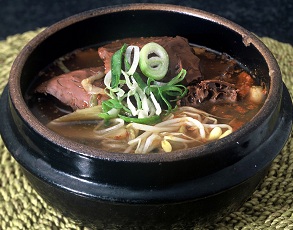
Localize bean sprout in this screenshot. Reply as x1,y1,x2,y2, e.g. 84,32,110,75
93,106,233,154
94,118,125,136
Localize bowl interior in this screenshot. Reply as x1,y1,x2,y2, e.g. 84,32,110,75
9,4,281,162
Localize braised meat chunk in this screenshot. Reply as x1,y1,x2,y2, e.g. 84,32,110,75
35,67,108,110
178,80,238,107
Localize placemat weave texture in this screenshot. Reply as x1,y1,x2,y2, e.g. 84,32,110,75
0,30,292,230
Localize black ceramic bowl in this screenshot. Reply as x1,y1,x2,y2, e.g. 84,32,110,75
0,3,292,229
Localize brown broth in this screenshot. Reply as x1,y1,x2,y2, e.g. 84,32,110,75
26,44,266,152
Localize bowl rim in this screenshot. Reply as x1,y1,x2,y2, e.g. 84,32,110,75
8,3,282,163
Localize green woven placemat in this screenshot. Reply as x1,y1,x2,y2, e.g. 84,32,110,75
0,30,292,230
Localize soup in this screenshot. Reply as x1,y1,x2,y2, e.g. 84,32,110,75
26,36,267,154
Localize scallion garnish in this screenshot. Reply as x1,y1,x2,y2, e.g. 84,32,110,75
111,43,127,88
139,42,169,80
100,42,187,124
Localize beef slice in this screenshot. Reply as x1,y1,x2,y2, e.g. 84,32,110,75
36,67,108,110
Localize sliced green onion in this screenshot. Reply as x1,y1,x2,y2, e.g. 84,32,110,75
139,42,169,80
127,93,138,116
121,70,135,91
118,114,161,125
167,69,187,86
111,43,127,88
104,70,112,88
100,98,122,118
133,72,148,91
116,88,125,98
125,45,140,76
98,108,120,120
134,92,142,110
104,98,123,109
158,88,172,112
161,85,187,98
124,54,148,91
150,92,162,115
140,94,151,117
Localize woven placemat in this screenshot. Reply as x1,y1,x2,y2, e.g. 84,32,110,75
0,30,292,230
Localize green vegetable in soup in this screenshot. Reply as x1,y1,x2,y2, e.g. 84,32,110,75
100,42,187,124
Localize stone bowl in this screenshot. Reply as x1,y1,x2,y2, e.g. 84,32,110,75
0,3,292,229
